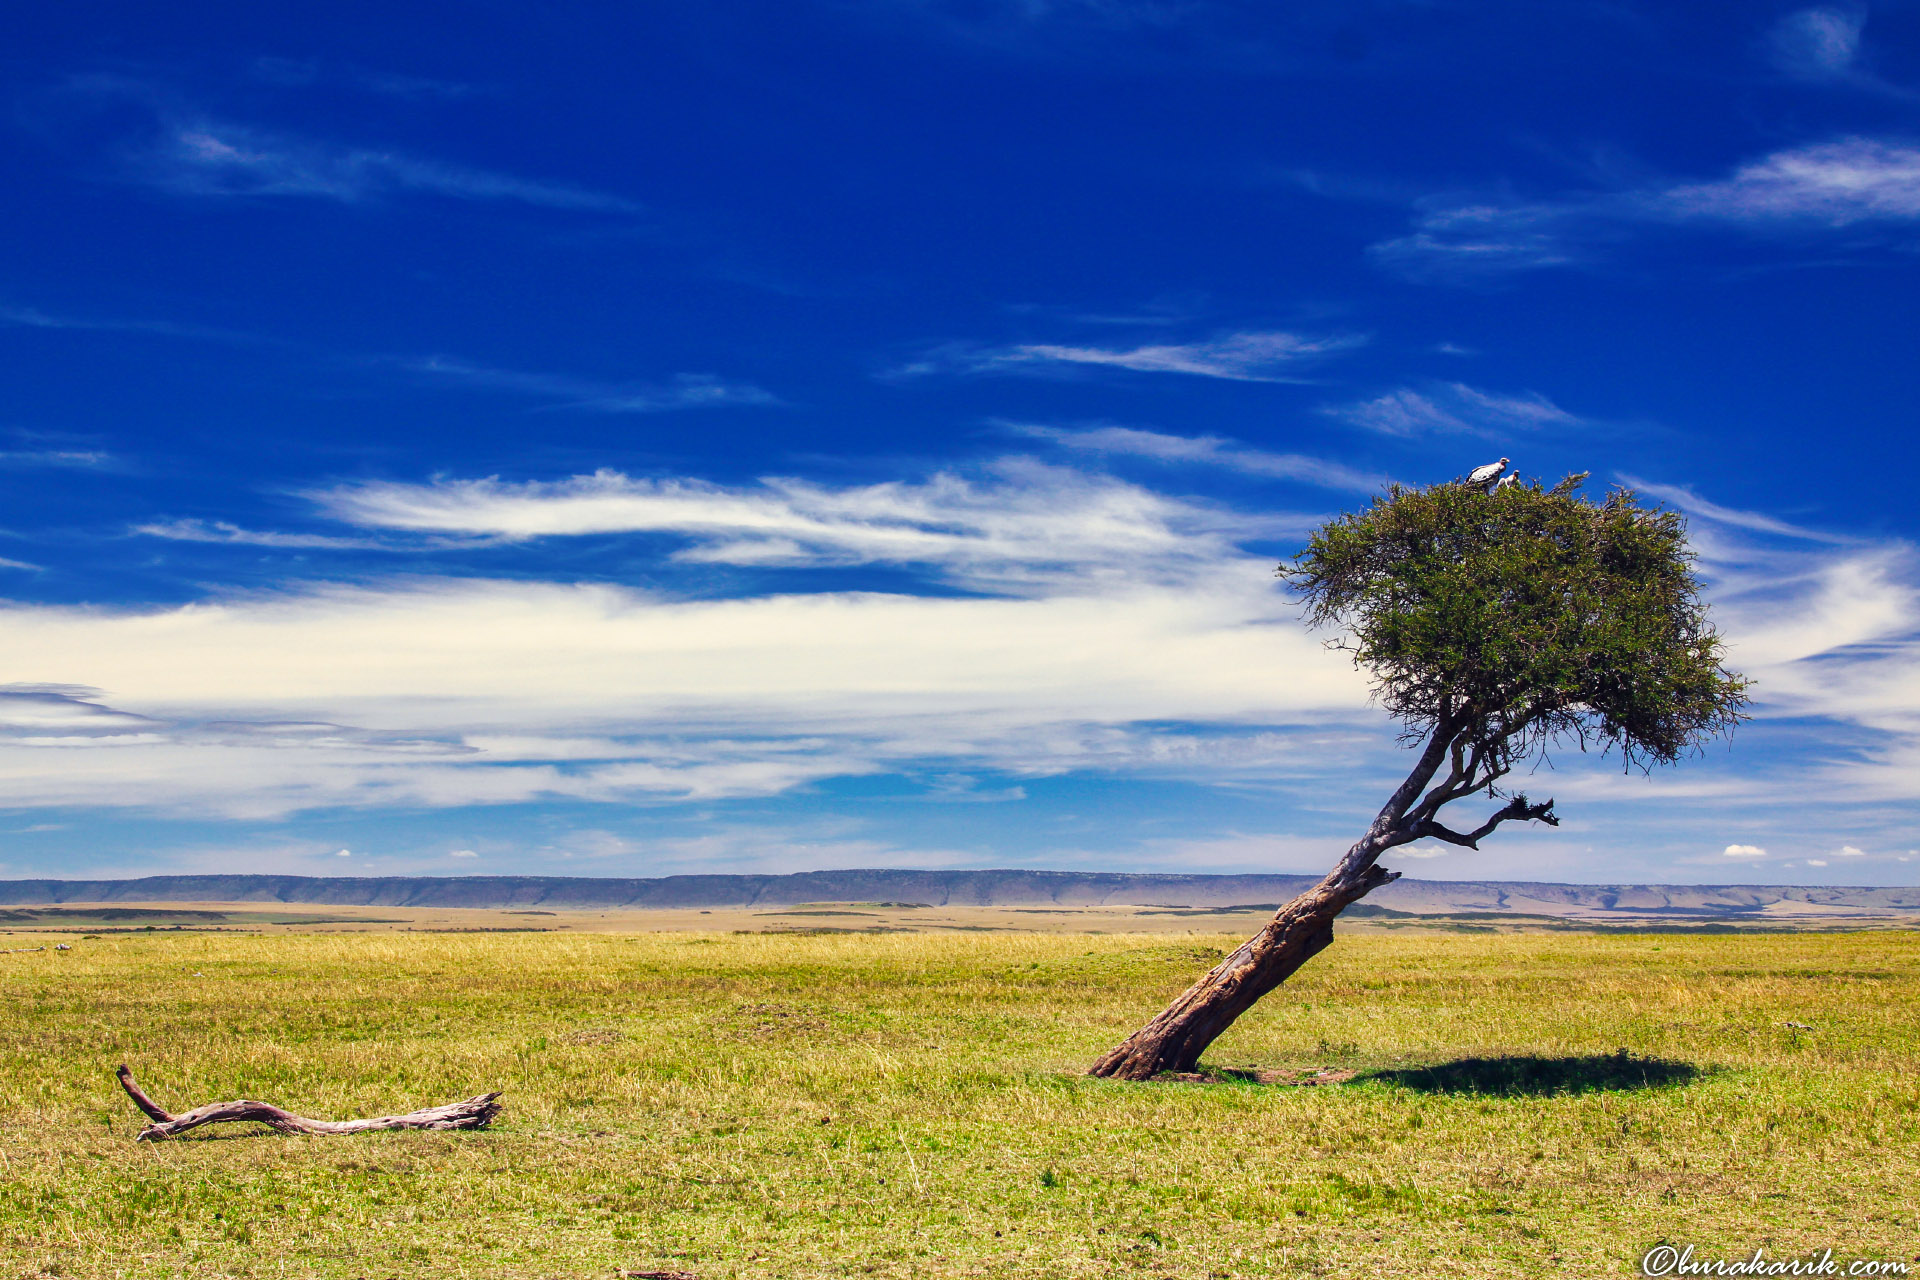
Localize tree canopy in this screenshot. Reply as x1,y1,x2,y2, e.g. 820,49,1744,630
1090,470,1753,1080
1283,473,1750,775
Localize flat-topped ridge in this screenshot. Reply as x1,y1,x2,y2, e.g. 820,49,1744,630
0,871,1914,915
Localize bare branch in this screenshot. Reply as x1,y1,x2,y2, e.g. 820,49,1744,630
1376,710,1462,827
1409,730,1507,827
1468,759,1511,795
1412,794,1558,850
114,1065,503,1142
114,1065,172,1123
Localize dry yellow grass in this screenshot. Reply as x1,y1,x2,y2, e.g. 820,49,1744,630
2,925,1917,1278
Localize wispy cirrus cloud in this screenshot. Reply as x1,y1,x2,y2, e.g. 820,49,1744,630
0,447,113,469
52,77,637,213
309,459,1292,586
1767,5,1866,80
1655,138,1920,223
4,302,769,415
1005,422,1387,492
131,519,392,551
1648,486,1920,817
402,357,777,413
1372,137,1920,280
145,121,641,211
0,463,1368,818
247,57,478,100
1369,210,1582,279
1321,382,1579,436
0,684,159,732
3,458,1918,868
0,591,1363,820
1764,5,1914,98
888,329,1367,382
1,302,270,348
1621,476,1854,546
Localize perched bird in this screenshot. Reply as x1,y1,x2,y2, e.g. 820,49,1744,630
1466,457,1510,488
1493,472,1518,493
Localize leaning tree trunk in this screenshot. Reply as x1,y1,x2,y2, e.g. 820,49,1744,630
1088,716,1462,1081
1087,862,1396,1079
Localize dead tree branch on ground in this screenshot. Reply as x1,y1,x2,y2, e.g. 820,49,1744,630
115,1064,502,1141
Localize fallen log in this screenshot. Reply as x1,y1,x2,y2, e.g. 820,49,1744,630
115,1064,502,1142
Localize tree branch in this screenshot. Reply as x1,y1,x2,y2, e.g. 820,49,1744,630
1412,794,1558,850
1406,705,1542,829
1377,710,1462,827
115,1065,503,1142
1412,737,1519,828
1332,711,1465,883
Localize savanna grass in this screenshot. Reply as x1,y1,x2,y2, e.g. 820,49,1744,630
2,927,1916,1278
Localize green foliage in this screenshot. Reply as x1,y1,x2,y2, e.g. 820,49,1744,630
1285,474,1750,771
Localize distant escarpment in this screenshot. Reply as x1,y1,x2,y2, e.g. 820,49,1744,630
0,871,1915,917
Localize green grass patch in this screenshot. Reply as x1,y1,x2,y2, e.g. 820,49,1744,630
1,928,1916,1276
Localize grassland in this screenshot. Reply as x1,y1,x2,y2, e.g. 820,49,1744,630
1,920,1916,1279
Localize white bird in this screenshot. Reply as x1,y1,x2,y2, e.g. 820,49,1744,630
1466,457,1510,488
1493,472,1518,493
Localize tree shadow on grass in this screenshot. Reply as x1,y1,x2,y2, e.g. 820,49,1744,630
1354,1051,1702,1097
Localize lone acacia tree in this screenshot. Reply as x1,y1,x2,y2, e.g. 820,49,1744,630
1089,471,1750,1081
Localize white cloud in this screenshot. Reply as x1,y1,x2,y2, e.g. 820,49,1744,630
1806,858,1829,866
1368,210,1579,280
0,449,112,468
1768,6,1864,78
403,358,776,413
912,774,1028,803
5,304,769,422
449,849,478,858
310,459,1293,588
1705,542,1914,674
1322,383,1578,437
1397,845,1449,859
0,461,1378,816
1006,423,1386,492
1,301,275,353
53,77,637,213
1724,843,1767,857
0,685,158,731
892,330,1366,382
1658,139,1920,225
0,576,1357,726
247,58,477,101
0,558,42,572
1838,844,1866,856
6,461,1920,841
133,519,389,550
1621,477,1853,545
335,848,352,857
1373,137,1920,279
1656,488,1920,819
147,121,640,212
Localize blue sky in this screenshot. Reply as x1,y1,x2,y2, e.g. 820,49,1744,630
4,0,1919,885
